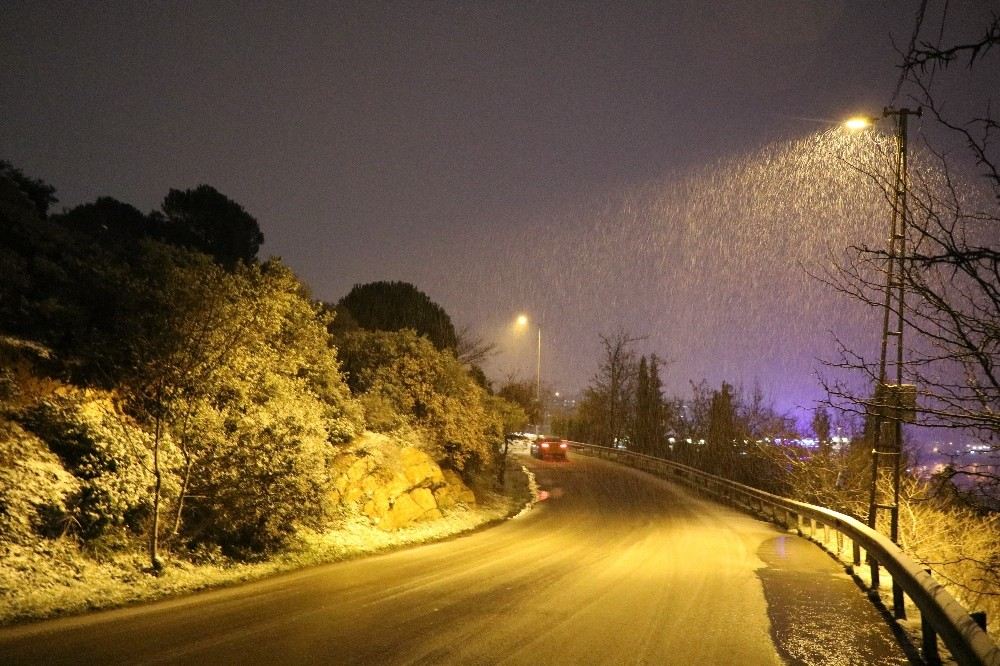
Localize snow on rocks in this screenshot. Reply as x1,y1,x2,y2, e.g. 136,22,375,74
331,433,477,531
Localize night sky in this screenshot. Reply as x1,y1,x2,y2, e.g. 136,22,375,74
3,1,996,425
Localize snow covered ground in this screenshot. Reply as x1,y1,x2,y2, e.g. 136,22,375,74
0,468,533,627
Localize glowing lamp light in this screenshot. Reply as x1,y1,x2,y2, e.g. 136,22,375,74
844,116,873,130
515,314,529,328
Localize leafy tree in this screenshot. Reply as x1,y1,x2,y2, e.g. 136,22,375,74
497,377,541,426
53,197,161,244
165,260,361,555
18,395,166,540
0,171,119,357
338,281,458,352
486,394,528,485
105,246,361,562
322,300,360,336
161,185,264,266
338,329,500,473
0,160,57,217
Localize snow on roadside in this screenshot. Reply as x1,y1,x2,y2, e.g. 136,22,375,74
0,471,531,627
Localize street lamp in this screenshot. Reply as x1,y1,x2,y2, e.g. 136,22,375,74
844,116,875,130
514,314,542,434
845,106,921,618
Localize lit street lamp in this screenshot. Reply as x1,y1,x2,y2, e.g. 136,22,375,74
514,314,542,434
845,106,921,618
844,116,875,131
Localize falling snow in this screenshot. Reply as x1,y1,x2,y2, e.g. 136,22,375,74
451,129,911,422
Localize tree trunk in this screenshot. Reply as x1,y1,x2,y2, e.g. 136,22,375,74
149,412,163,573
171,446,193,537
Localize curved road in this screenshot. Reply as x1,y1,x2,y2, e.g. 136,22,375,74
0,453,911,665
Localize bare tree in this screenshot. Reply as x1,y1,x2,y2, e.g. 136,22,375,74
821,2,999,484
455,324,497,367
814,3,1000,637
583,329,644,447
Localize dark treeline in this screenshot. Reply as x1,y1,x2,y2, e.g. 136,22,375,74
552,329,798,493
0,161,525,569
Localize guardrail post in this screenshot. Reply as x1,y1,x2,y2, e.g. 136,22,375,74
971,611,987,631
921,568,941,664
893,582,906,620
922,612,940,664
852,540,860,568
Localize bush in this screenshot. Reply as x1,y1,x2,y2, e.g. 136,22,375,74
338,329,504,474
0,418,80,544
182,374,334,557
18,396,164,539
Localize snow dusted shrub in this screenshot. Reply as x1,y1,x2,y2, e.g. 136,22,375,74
181,370,334,558
338,329,501,474
0,418,80,544
19,396,167,539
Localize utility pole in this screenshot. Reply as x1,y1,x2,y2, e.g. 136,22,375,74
866,106,920,619
535,326,542,435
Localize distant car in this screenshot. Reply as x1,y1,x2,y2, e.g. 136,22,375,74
530,436,569,460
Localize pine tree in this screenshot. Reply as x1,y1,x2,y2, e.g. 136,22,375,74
633,355,666,455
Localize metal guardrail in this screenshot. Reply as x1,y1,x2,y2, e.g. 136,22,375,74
569,441,1000,666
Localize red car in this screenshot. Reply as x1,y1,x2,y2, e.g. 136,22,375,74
530,437,569,460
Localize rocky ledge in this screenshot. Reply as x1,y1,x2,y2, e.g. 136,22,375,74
329,433,478,531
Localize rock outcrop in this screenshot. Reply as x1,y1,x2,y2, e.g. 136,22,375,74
331,432,477,531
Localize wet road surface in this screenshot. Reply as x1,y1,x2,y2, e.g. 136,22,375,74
0,452,911,664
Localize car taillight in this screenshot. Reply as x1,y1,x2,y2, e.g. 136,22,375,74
541,442,549,448
560,443,567,449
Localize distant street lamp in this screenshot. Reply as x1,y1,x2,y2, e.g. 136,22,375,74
514,314,542,434
845,106,921,618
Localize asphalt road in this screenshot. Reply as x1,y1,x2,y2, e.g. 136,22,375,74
0,452,912,665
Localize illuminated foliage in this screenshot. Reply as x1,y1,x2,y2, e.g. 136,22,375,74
497,379,540,425
108,248,362,557
338,329,501,473
19,396,168,540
